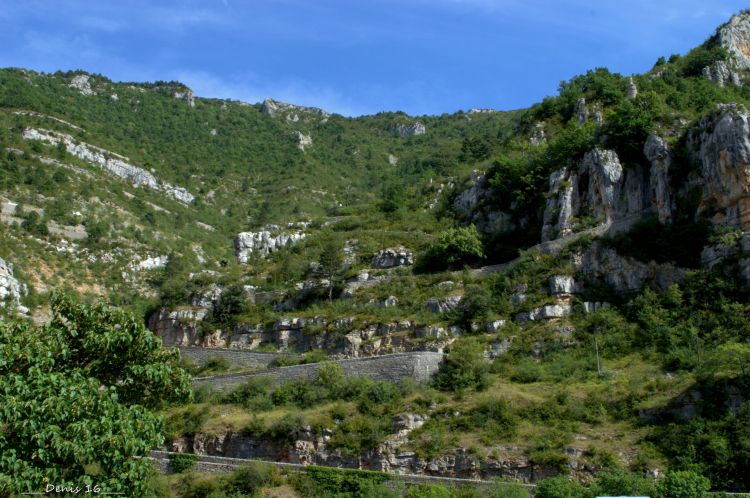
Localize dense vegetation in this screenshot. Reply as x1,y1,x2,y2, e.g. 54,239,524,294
4,12,750,498
0,293,191,495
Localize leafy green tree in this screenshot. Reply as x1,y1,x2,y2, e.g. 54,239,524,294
450,284,492,332
22,210,48,237
379,182,406,214
589,468,656,497
433,338,490,392
212,284,249,324
0,292,191,495
487,479,531,498
316,236,344,302
657,470,711,498
405,483,454,498
415,225,485,273
703,343,750,380
534,476,591,498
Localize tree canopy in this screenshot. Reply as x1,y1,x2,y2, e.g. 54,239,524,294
0,292,191,495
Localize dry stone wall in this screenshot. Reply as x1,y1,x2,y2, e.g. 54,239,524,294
193,351,443,391
177,347,282,368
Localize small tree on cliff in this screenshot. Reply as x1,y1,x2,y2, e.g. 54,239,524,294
316,236,343,302
0,291,191,496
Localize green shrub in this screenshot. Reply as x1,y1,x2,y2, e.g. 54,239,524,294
448,284,492,332
227,461,281,495
590,468,656,497
534,476,590,498
433,338,490,392
267,413,305,444
405,483,453,498
168,452,198,474
164,405,210,439
657,470,711,498
223,378,274,411
327,413,391,454
304,466,389,497
487,479,531,498
415,225,485,273
200,356,231,374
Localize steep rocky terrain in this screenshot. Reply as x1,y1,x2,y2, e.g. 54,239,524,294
4,9,750,495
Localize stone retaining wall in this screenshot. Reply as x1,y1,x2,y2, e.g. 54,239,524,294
192,351,443,391
178,347,282,368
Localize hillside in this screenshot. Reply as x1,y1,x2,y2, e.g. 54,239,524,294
3,9,750,498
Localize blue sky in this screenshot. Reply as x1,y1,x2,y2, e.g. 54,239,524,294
0,0,747,116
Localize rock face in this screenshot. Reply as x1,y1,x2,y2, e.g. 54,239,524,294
541,168,577,241
573,241,684,292
548,275,577,295
234,230,306,263
717,12,750,71
393,121,426,137
371,247,413,269
260,98,330,120
168,427,552,482
296,131,312,151
644,135,674,223
691,104,750,228
134,255,168,270
453,171,514,236
148,308,212,347
173,89,195,107
0,257,27,312
573,97,603,125
22,128,194,204
467,106,750,248
425,296,463,314
152,311,457,358
626,77,638,100
541,147,647,241
69,74,94,96
515,304,572,323
703,60,742,87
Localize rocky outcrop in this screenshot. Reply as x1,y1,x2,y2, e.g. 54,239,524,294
582,149,625,223
573,98,603,125
234,230,306,263
133,255,168,271
703,60,742,87
69,74,94,96
643,135,674,223
515,304,572,323
626,77,638,100
453,171,514,236
21,128,194,204
690,104,750,228
151,309,459,358
173,89,195,107
260,98,330,121
371,247,413,269
425,296,463,314
393,122,426,137
541,147,654,241
168,427,554,482
548,275,578,295
0,257,28,313
296,131,312,151
148,308,211,347
573,241,684,292
541,169,577,241
717,12,750,71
